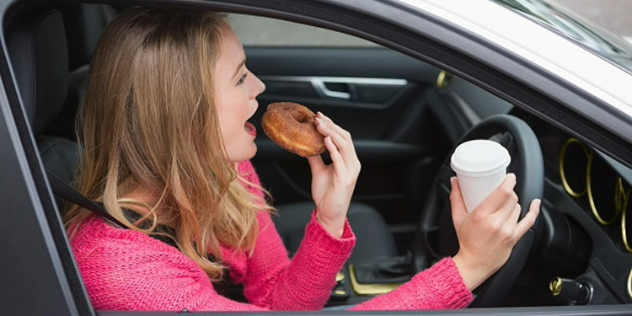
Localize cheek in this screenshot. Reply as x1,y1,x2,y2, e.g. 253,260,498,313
218,107,243,142
215,90,250,141
216,94,235,125
215,109,235,147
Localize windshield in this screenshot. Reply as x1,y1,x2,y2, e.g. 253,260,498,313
491,0,632,71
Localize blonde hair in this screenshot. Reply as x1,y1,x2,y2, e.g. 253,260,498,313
64,8,271,280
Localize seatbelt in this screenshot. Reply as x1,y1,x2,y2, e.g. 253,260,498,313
46,169,245,300
45,169,179,247
45,170,126,227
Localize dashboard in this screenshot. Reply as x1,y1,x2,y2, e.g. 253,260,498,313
513,110,632,306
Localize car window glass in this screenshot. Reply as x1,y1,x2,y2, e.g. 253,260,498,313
490,0,632,74
229,14,377,47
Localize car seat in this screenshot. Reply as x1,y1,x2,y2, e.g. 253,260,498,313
5,6,79,208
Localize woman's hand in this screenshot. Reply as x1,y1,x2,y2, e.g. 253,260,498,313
307,112,361,238
451,174,540,291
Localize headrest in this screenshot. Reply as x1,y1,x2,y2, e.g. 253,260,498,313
58,4,111,70
7,6,69,136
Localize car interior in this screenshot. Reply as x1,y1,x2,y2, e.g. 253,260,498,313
3,1,631,311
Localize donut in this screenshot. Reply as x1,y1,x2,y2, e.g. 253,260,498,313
261,102,326,157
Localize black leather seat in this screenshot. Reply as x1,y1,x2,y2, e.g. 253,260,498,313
6,7,80,209
48,4,114,141
7,5,397,262
273,201,397,261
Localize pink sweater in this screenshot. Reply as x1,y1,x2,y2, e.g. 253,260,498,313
70,161,473,312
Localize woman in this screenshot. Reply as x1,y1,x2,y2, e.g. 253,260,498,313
65,8,540,312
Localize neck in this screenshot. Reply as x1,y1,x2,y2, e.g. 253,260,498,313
120,185,163,215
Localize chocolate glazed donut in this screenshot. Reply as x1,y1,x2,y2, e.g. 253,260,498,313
261,102,326,157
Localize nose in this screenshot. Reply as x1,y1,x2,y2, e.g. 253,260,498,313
251,71,266,98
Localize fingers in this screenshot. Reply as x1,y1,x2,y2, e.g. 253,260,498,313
476,173,517,215
497,202,522,245
316,112,352,142
450,177,468,225
507,202,522,227
323,135,347,176
316,120,347,153
514,199,541,238
461,173,538,245
496,183,520,223
315,112,360,174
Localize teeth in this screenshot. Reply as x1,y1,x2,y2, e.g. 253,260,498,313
244,122,255,133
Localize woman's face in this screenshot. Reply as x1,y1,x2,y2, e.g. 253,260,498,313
214,24,266,162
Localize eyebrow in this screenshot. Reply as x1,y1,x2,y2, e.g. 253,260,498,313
232,58,246,80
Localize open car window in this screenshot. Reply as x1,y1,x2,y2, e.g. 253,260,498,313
230,14,376,47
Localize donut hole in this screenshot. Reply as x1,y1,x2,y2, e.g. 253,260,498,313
293,112,311,124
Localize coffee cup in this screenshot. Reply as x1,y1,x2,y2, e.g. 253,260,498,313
450,139,511,213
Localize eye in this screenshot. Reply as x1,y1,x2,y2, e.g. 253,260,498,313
236,72,248,85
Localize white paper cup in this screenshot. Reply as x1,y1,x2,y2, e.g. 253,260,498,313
450,140,511,213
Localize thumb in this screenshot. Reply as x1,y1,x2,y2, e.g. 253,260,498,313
450,177,468,226
307,155,326,175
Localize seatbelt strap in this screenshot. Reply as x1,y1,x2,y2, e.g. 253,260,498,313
46,170,245,300
46,170,126,227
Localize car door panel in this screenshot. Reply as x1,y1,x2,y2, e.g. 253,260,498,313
256,79,419,139
247,47,450,229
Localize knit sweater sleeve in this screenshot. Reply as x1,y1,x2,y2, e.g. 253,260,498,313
351,258,473,310
231,161,356,310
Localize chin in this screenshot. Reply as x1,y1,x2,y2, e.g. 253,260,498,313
228,144,257,163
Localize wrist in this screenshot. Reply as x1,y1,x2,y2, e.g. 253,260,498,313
452,253,493,292
316,211,345,239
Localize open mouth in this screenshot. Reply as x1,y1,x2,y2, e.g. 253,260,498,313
245,121,256,137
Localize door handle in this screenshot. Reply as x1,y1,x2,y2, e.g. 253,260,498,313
258,76,408,101
311,78,351,99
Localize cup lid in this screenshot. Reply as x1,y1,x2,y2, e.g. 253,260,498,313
450,140,511,177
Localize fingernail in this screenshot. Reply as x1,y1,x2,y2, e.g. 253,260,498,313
531,199,541,215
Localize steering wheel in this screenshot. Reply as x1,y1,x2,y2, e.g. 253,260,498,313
411,114,544,307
